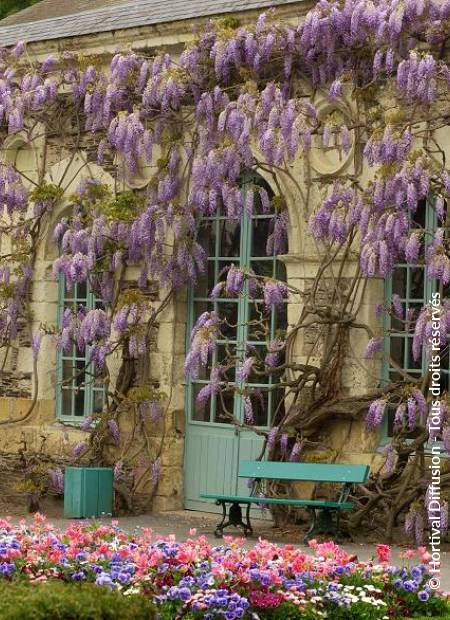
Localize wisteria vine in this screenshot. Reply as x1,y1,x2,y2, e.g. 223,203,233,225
0,0,449,538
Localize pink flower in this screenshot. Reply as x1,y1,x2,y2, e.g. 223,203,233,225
376,544,391,563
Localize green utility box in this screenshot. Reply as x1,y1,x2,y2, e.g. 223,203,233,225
64,467,113,518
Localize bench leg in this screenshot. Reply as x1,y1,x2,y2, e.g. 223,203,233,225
303,508,346,544
214,500,228,538
303,507,317,544
214,501,253,538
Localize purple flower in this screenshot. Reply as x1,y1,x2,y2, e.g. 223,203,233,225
243,396,254,424
108,419,120,444
329,79,342,99
73,441,86,458
12,40,25,58
382,443,396,475
31,330,43,361
363,337,383,359
407,397,417,430
267,426,278,450
366,399,387,429
289,442,301,462
80,416,93,431
392,294,403,319
225,265,245,296
237,357,254,383
114,461,124,481
151,457,161,485
263,280,287,307
48,468,64,494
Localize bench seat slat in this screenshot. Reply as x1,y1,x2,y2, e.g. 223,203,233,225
200,494,353,509
238,461,369,483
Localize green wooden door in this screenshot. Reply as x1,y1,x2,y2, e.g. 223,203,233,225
184,172,287,511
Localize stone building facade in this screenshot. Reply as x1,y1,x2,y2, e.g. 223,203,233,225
0,0,436,515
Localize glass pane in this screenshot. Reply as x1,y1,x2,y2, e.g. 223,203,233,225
62,360,75,384
192,383,211,422
251,218,272,257
248,303,271,341
75,359,86,388
194,300,214,319
195,261,215,298
405,337,422,370
412,200,427,229
216,343,236,370
250,259,275,279
74,389,85,417
389,337,404,367
250,389,268,426
392,267,407,298
275,303,288,336
75,281,87,300
247,346,269,384
93,390,104,413
386,405,395,436
214,389,234,424
197,220,216,256
391,314,404,332
216,301,238,339
276,261,287,282
440,370,449,394
218,219,241,257
409,267,425,300
62,389,73,416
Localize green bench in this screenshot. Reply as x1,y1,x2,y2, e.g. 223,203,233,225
201,460,370,543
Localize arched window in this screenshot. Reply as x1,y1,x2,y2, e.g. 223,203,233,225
186,171,287,429
56,280,105,422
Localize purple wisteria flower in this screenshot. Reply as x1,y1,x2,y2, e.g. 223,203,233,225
80,416,93,431
48,468,64,494
366,399,387,429
267,426,278,450
237,357,254,383
363,337,383,359
108,419,120,444
31,330,43,361
289,441,301,462
225,265,245,296
73,441,86,458
263,280,287,307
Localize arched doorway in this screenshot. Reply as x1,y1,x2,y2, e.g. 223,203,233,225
184,171,287,511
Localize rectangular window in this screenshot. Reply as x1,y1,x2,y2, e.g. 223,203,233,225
381,199,449,442
56,279,105,422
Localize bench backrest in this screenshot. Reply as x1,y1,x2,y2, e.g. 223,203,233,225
238,461,369,484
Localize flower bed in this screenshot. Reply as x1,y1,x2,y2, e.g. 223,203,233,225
0,515,448,619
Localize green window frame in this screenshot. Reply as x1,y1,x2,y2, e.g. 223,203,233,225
380,199,449,442
56,279,105,422
186,171,287,429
